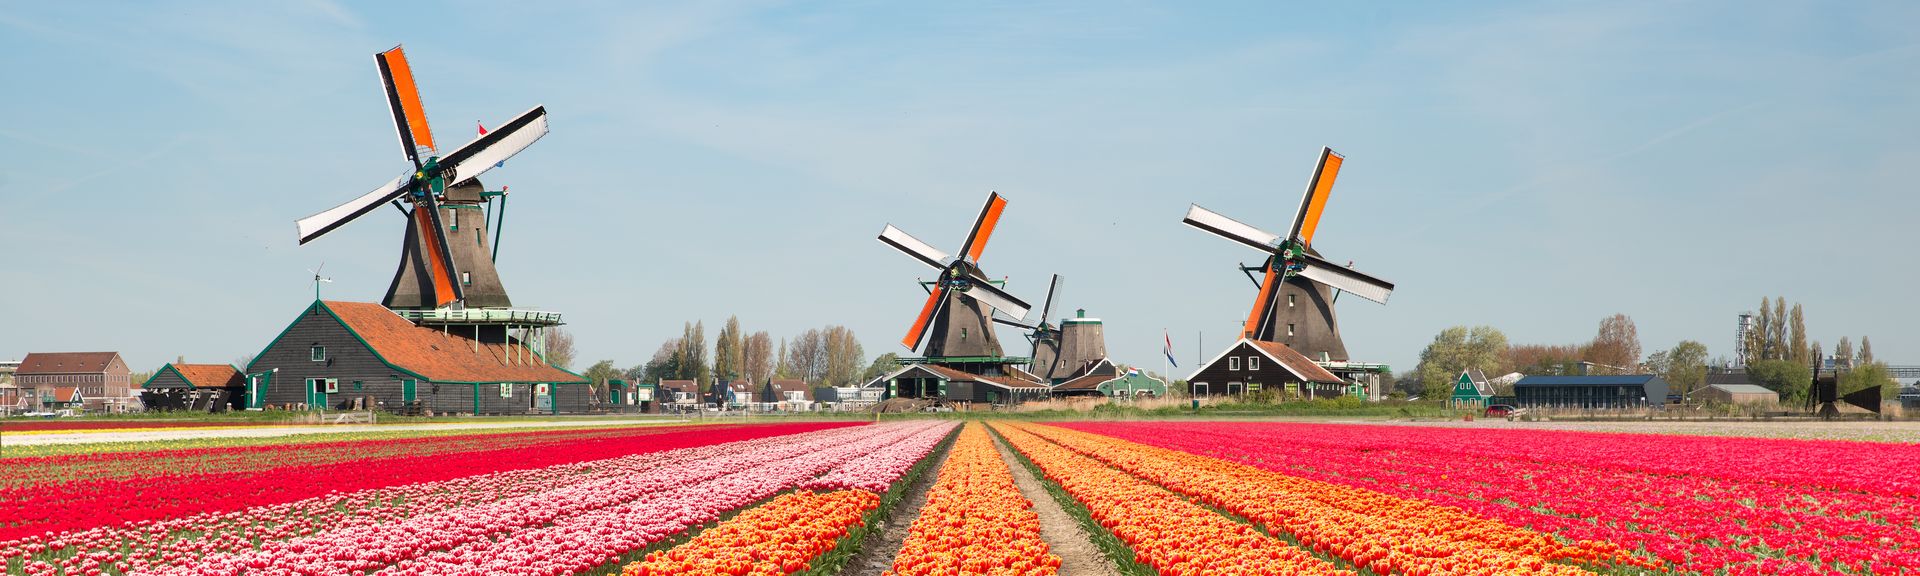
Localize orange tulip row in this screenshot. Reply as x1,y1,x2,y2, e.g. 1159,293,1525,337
991,422,1355,576
1008,423,1635,576
622,489,879,576
885,422,1061,576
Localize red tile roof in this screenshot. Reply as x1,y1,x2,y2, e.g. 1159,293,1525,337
322,301,585,384
171,364,244,389
18,352,122,375
48,387,82,401
1248,340,1344,384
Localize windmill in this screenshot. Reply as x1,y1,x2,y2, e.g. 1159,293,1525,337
878,192,1034,362
992,274,1064,378
1182,147,1394,362
295,45,548,311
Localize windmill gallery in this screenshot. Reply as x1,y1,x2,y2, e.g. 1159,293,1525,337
237,45,1396,414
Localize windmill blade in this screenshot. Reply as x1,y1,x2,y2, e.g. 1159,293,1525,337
1297,253,1393,305
297,174,412,244
1243,265,1281,339
961,273,1032,319
956,192,1007,263
1287,147,1344,247
438,106,549,185
902,284,948,351
991,314,1037,330
413,195,465,306
1183,204,1280,254
1038,274,1063,325
878,224,949,270
376,45,437,168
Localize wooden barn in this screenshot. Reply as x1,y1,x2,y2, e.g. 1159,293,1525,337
245,301,588,414
141,363,246,412
880,363,1051,406
1184,338,1345,398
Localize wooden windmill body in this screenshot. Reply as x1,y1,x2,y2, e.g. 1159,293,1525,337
1184,147,1394,363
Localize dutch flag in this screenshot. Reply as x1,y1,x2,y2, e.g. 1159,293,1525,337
1163,330,1178,368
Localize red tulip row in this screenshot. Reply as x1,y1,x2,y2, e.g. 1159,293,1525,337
1016,423,1626,575
623,489,880,576
885,422,1060,576
1067,421,1920,575
3,424,714,488
0,424,832,541
992,422,1354,576
0,422,866,576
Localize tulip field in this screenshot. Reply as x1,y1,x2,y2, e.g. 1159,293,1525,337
4,419,1917,576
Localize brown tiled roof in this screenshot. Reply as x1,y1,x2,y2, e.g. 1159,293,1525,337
49,387,81,401
1248,340,1344,384
322,301,585,384
172,364,244,389
923,364,1051,390
658,379,697,394
1054,373,1108,391
18,352,121,375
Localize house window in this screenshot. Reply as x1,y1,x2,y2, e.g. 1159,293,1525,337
1287,324,1295,336
1248,356,1260,371
462,272,472,286
1229,356,1240,371
1288,294,1296,308
310,346,328,362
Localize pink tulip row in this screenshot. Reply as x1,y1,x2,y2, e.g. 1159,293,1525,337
158,421,951,576
805,421,957,492
2,423,848,576
1067,422,1920,576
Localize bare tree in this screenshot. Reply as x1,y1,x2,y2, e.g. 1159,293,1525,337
1585,314,1641,373
822,325,865,388
1860,335,1874,364
545,328,577,370
787,329,824,384
743,331,773,385
1835,336,1854,369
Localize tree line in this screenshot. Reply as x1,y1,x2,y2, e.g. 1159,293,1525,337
575,317,900,398
1408,299,1896,404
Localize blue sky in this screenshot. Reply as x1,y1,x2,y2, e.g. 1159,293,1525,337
3,1,1917,377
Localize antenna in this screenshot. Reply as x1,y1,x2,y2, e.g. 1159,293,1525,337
309,263,334,299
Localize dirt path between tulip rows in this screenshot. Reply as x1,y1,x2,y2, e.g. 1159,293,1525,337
838,435,956,575
993,431,1122,576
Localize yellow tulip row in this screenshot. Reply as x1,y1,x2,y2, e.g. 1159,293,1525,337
992,422,1355,576
885,422,1061,576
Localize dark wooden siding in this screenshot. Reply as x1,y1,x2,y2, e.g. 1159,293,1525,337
252,305,412,410
143,370,191,390
1188,342,1345,398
